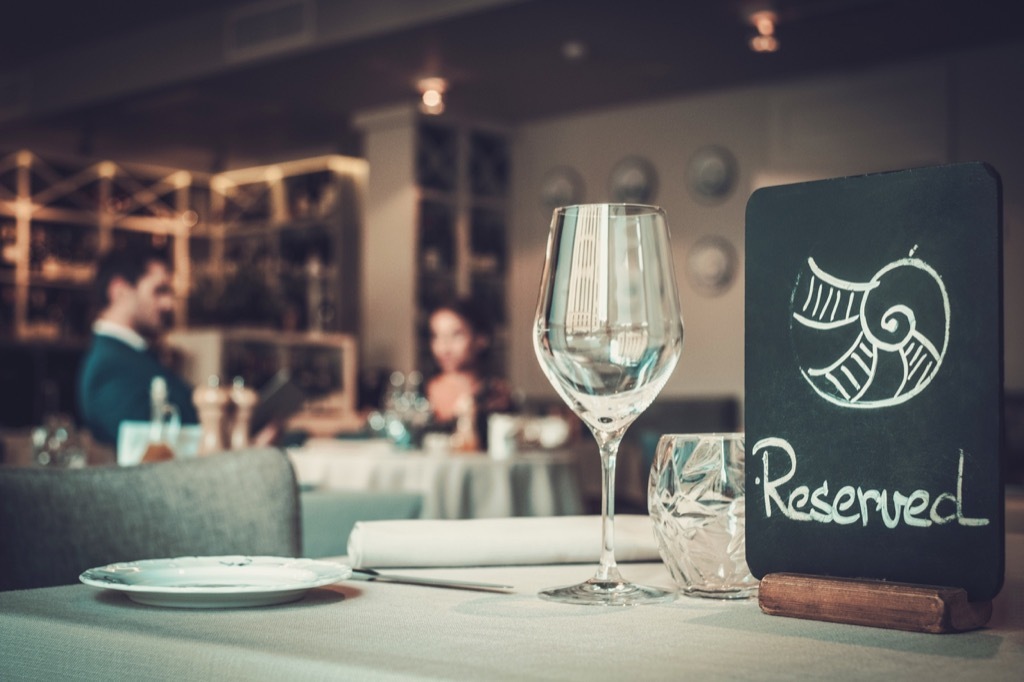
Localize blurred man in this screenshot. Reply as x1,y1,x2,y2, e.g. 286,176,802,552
77,244,198,446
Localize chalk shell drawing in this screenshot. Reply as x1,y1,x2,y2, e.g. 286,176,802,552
789,250,949,409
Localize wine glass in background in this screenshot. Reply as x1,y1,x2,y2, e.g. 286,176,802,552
533,203,684,605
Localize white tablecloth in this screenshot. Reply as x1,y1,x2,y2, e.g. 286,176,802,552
287,439,583,519
1,534,1021,681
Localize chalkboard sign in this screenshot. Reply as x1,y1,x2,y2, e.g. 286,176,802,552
744,162,1004,601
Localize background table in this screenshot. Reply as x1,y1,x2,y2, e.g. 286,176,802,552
287,438,584,519
1,533,1021,681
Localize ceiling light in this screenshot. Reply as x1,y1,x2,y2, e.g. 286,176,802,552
751,10,777,36
561,40,588,61
748,9,780,53
750,34,779,52
417,77,448,116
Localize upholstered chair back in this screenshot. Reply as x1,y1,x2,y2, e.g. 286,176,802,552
0,448,301,591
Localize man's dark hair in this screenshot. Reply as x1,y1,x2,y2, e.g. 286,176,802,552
92,243,172,310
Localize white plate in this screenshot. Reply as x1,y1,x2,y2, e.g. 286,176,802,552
80,556,351,608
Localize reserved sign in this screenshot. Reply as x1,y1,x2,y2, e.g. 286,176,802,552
744,163,1004,601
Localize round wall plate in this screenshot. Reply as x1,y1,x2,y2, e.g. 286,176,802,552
539,166,584,214
609,156,657,204
687,145,737,202
687,235,738,296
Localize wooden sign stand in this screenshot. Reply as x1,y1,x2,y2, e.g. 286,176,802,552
758,573,993,634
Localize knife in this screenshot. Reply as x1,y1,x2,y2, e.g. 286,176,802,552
350,567,514,592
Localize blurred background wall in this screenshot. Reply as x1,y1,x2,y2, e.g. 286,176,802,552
509,42,1024,406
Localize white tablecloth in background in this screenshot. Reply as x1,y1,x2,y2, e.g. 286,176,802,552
287,439,583,519
1,533,1021,681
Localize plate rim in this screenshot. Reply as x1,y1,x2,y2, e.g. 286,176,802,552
79,555,352,595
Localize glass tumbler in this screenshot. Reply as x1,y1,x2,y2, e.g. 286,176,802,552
648,433,757,598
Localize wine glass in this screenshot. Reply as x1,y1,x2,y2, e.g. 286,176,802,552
533,203,684,605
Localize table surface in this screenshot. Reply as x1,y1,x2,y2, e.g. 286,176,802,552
288,439,584,519
1,534,1021,681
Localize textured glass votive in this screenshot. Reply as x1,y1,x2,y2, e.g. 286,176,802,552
648,433,758,599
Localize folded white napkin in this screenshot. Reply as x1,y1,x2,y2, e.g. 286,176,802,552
346,515,661,568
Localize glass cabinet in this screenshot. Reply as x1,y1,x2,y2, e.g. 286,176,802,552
414,122,509,376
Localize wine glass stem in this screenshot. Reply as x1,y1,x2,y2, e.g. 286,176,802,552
595,437,623,583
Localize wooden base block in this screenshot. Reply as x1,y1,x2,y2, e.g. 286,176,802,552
758,573,992,634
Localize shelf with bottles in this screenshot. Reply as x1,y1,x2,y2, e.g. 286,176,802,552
201,155,366,334
469,272,508,379
26,218,99,284
417,197,455,276
22,285,93,342
0,283,14,336
416,196,458,329
218,178,273,226
0,218,17,277
468,205,506,277
164,327,359,429
214,159,352,229
203,227,344,332
0,149,210,342
0,337,89,430
411,119,509,378
214,174,341,229
0,153,208,230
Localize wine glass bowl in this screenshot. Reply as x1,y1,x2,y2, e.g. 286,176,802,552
533,203,684,605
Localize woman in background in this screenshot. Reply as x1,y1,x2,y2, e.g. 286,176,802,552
425,298,511,450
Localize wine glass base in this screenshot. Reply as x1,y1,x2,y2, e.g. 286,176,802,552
539,578,677,606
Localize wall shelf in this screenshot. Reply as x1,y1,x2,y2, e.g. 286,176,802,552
196,155,367,334
0,149,205,343
0,149,367,429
